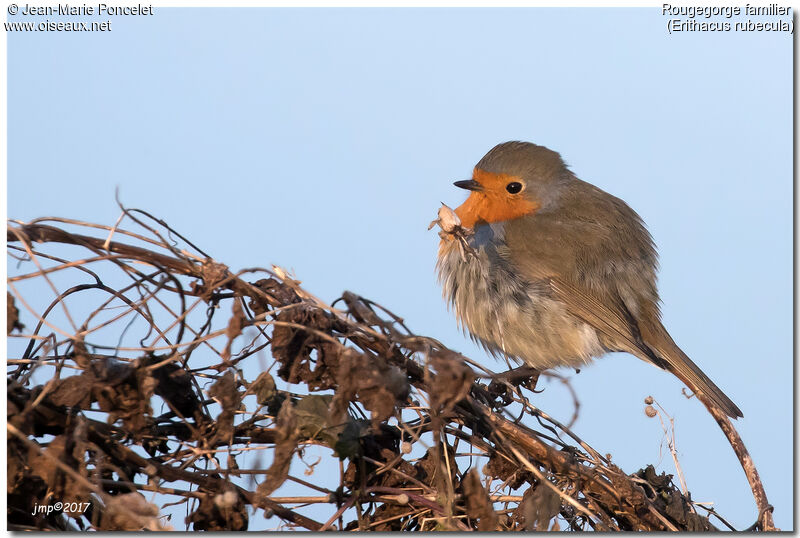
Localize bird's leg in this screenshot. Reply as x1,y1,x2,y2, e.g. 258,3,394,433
488,366,541,395
495,365,540,385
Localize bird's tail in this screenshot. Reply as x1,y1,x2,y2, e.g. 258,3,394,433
641,318,743,419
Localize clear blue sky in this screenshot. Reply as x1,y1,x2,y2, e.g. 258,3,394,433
7,6,792,530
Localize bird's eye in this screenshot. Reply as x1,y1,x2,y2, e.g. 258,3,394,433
505,182,523,194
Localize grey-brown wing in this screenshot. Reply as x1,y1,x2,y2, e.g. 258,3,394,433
503,220,743,418
546,276,654,359
501,185,742,417
501,187,660,360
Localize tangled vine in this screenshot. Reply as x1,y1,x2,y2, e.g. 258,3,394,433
6,208,774,531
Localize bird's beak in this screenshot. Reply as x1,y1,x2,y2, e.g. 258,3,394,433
453,179,483,192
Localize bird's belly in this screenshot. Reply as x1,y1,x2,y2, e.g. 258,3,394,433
437,238,604,370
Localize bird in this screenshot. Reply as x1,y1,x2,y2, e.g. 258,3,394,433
436,141,742,418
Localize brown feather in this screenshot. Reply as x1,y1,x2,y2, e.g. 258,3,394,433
503,173,742,418
443,141,742,418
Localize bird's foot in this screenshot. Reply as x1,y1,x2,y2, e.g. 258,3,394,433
487,366,542,402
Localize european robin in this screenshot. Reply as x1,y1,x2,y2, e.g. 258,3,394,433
436,141,742,418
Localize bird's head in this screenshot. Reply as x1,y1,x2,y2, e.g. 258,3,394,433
453,141,569,228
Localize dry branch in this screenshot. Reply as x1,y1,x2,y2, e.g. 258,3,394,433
6,213,774,531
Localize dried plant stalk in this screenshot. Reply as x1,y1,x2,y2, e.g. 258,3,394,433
6,212,775,531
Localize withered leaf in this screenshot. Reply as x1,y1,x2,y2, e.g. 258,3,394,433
7,436,49,524
208,370,242,412
221,299,245,364
48,375,93,408
329,349,409,426
462,468,499,531
295,394,340,446
186,490,248,531
427,351,475,415
636,465,713,531
71,339,92,370
7,291,23,334
208,370,243,442
27,428,91,509
341,291,385,328
63,358,156,436
28,435,66,487
249,371,277,407
333,418,371,460
377,447,419,488
147,355,203,421
484,451,532,490
257,398,298,497
101,493,172,531
271,306,339,390
193,260,229,301
521,482,562,531
249,278,300,315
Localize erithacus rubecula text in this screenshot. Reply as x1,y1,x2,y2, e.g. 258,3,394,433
437,141,742,418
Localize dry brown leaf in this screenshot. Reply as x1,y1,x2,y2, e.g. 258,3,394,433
520,482,562,531
100,493,172,531
220,299,245,364
329,348,409,426
427,351,474,415
463,468,499,531
257,397,298,497
186,490,248,531
7,291,23,334
208,370,243,442
48,375,93,409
